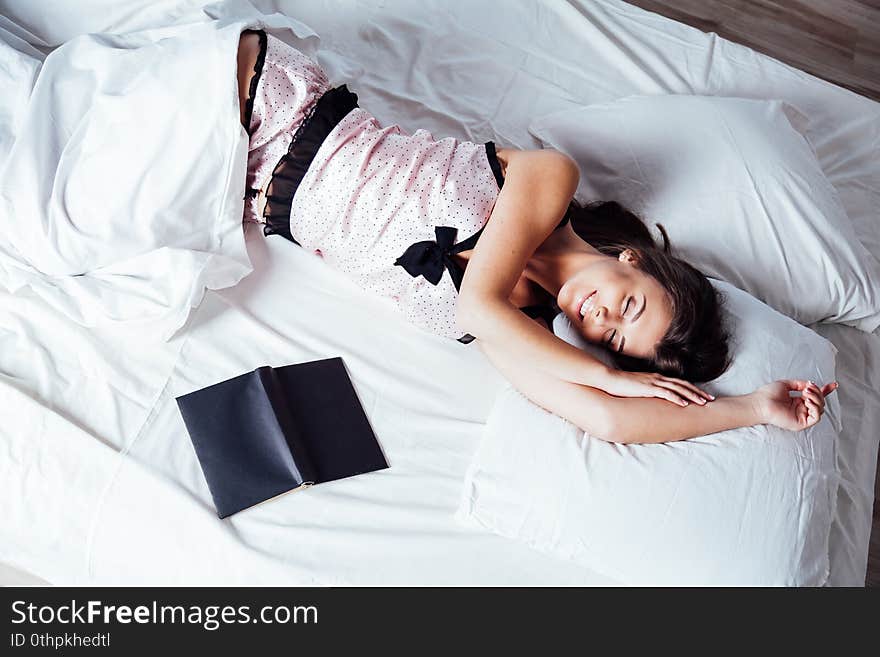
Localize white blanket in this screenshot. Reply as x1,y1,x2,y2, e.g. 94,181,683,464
0,15,276,340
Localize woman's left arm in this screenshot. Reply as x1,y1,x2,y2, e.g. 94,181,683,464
478,337,834,443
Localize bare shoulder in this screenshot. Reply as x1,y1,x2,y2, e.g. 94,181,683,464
495,146,515,178
495,146,575,167
494,147,578,184
237,31,263,127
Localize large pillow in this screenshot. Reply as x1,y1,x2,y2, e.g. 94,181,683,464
529,95,880,332
456,280,842,585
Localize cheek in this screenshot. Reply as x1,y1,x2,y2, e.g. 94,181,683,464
577,322,604,345
568,262,617,290
594,267,632,300
612,267,640,291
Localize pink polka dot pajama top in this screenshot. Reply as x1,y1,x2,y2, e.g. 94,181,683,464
242,31,561,342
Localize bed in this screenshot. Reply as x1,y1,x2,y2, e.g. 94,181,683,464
1,0,878,585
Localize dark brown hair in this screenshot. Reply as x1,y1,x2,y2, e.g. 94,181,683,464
566,200,731,382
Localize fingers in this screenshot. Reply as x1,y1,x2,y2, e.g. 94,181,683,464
655,387,690,407
655,381,704,405
780,379,810,392
801,384,824,427
784,379,838,395
803,398,821,427
795,399,809,426
782,379,839,401
803,386,824,413
658,377,714,404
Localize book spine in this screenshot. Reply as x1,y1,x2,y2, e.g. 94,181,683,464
257,367,319,485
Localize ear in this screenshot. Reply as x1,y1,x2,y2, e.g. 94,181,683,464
618,248,639,265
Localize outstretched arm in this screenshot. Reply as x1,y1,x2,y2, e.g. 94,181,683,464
478,337,835,444
456,148,711,406
456,149,608,385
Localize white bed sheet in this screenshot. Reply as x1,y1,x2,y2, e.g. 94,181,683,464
814,324,880,586
1,0,879,585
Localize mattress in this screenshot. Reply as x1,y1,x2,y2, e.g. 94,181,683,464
1,0,878,585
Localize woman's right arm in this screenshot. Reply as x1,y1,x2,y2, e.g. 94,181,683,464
455,148,611,388
477,338,834,444
456,148,711,407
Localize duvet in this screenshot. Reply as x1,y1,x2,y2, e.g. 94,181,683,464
0,16,293,340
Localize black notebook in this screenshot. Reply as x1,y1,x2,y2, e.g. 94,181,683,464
175,357,388,518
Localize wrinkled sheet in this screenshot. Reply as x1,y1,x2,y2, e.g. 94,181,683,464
1,0,878,585
0,17,255,341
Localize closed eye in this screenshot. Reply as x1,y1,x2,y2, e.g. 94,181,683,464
621,296,632,317
632,295,646,322
605,330,624,353
605,329,616,348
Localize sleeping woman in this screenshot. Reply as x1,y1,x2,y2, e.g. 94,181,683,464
236,30,837,444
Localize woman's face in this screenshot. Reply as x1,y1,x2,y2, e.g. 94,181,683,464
557,250,673,359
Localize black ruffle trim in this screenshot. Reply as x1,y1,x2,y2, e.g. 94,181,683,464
243,29,267,138
262,85,360,242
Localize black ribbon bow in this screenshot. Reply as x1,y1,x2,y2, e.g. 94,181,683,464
394,226,465,290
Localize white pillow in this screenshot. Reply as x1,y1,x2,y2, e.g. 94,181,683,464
529,95,880,332
456,280,842,585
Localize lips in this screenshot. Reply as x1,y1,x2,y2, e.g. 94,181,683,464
576,290,597,321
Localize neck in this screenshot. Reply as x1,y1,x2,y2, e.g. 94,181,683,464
526,224,604,298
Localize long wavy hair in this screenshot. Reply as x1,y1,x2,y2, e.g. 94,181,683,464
566,200,731,382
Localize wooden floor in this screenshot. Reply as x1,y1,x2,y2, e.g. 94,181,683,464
622,0,880,587
623,0,880,101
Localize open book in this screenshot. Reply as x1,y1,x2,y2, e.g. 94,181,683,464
176,357,388,518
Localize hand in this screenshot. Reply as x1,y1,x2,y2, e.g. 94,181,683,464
602,370,715,407
752,380,838,432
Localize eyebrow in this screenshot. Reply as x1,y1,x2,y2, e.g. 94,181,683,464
618,335,625,353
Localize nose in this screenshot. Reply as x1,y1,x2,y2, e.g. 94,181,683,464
591,305,609,327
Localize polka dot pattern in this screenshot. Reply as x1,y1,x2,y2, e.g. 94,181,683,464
243,35,501,341
243,33,331,224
